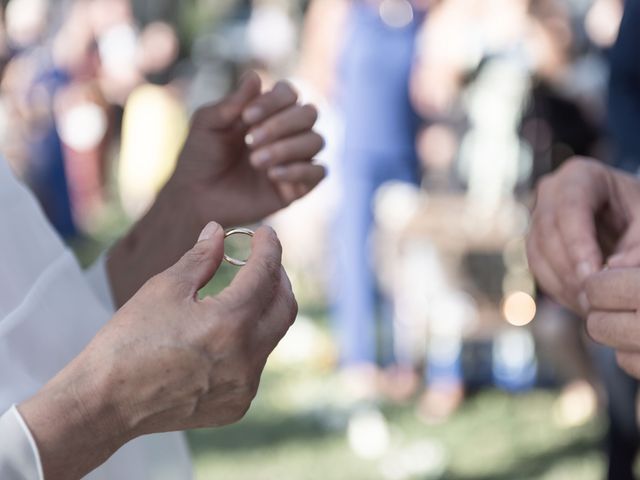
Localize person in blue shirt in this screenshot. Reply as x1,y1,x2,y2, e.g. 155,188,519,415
333,0,424,371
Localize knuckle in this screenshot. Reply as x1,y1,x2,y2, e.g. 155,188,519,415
143,273,170,294
187,244,211,267
217,103,238,125
563,156,595,172
289,294,299,325
561,156,584,173
247,375,261,398
232,401,252,422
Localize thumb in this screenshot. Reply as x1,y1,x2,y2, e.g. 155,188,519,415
166,222,225,297
192,72,262,130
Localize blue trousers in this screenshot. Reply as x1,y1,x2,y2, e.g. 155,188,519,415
333,150,419,366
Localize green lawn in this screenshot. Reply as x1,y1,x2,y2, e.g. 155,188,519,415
188,369,605,480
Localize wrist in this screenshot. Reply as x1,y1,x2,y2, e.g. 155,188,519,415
164,175,234,228
18,363,130,479
107,182,202,307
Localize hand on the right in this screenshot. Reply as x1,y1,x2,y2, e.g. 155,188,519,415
585,268,640,380
526,157,640,313
20,222,297,479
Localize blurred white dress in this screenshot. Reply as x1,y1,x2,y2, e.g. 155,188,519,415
0,157,193,480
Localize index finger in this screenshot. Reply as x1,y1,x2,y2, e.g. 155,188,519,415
220,226,283,315
551,181,604,282
556,201,602,281
242,80,298,126
192,71,262,130
585,268,640,311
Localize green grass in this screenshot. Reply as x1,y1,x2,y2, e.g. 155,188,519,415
188,369,605,480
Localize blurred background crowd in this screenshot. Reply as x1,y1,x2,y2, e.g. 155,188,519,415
2,0,637,478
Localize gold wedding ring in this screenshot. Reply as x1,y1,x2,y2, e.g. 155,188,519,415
223,228,255,266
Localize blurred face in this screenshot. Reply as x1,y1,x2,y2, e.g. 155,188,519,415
527,1,573,78
5,0,48,48
138,22,179,75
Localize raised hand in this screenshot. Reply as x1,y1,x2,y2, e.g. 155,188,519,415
585,268,640,379
170,72,326,227
526,157,640,312
20,223,297,480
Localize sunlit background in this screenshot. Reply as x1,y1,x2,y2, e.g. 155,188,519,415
0,0,631,478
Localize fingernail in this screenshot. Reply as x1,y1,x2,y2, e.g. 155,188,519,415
243,106,262,124
251,149,271,167
197,222,221,242
247,128,266,145
576,261,596,282
245,133,255,146
269,166,287,179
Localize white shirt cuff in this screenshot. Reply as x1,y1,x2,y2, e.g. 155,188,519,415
0,406,44,480
84,254,116,314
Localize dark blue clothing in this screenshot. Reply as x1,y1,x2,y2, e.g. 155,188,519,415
604,4,640,477
608,0,640,173
338,2,424,158
25,53,76,238
333,2,423,365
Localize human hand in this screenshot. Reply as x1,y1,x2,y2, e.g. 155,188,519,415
169,72,326,227
526,157,640,312
20,223,297,479
585,268,640,379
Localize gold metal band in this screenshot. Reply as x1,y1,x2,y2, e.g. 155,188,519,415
223,228,255,266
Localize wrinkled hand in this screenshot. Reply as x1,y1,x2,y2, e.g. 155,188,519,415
585,268,640,379
526,157,640,312
170,72,326,227
20,223,297,479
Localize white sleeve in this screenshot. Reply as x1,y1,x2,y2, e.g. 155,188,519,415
0,406,43,480
84,254,116,314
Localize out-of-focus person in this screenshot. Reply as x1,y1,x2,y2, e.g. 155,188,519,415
302,0,427,398
592,1,640,477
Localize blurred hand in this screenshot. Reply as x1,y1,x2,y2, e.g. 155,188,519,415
526,157,640,312
170,72,326,227
585,268,640,379
20,223,297,480
106,73,324,307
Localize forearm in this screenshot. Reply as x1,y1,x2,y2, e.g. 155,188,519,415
106,184,202,307
18,362,129,480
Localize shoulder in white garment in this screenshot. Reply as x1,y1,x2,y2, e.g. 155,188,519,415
0,158,194,479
